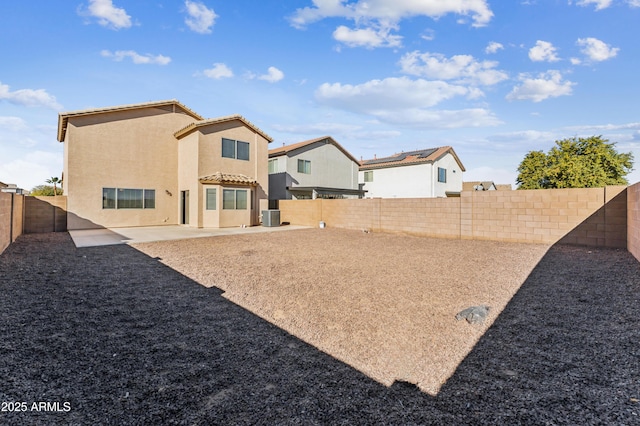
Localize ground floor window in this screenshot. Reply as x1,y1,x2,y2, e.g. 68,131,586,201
364,170,373,182
222,189,247,210
206,188,217,210
102,187,155,209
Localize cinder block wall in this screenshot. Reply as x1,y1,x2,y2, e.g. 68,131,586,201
280,186,628,247
23,196,68,234
0,193,24,255
628,182,640,262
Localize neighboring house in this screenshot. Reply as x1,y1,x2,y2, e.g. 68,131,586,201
268,136,364,208
0,183,24,194
463,181,513,191
359,146,465,198
463,181,497,191
57,100,272,230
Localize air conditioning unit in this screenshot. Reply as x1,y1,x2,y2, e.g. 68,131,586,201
262,210,280,227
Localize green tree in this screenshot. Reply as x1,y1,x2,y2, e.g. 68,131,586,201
46,177,61,196
516,136,634,189
30,185,63,196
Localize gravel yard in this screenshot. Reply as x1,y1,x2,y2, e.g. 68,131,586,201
1,229,639,425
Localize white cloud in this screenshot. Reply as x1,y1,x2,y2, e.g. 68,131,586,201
184,0,217,34
485,41,504,54
490,130,555,144
258,67,285,83
0,82,62,110
528,40,560,62
576,37,619,62
575,0,613,10
202,63,233,79
333,25,402,48
563,122,640,132
101,50,171,65
372,108,502,128
0,117,28,132
289,0,494,29
82,0,132,29
399,51,508,86
628,0,640,6
315,76,501,128
316,77,469,110
272,122,363,134
0,151,63,191
506,70,575,102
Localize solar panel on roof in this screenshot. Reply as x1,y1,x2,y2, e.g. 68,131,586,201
362,148,438,165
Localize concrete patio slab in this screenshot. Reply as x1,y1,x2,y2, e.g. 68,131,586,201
68,224,309,248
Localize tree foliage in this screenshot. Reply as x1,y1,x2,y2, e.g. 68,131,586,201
516,136,634,189
30,185,63,196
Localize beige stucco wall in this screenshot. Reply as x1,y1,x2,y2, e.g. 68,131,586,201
178,132,201,227
64,107,195,229
191,120,269,227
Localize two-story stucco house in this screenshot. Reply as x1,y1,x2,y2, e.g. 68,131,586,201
359,146,465,198
267,136,364,208
57,100,272,230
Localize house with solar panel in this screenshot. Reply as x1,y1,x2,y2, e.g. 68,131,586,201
267,136,366,208
359,147,465,198
57,100,272,230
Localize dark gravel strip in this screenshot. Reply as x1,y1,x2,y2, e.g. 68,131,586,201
0,233,639,425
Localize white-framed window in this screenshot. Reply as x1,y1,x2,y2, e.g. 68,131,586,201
438,167,447,183
222,138,250,161
268,158,278,174
222,189,247,210
364,171,373,182
102,188,155,209
297,159,311,174
206,188,216,210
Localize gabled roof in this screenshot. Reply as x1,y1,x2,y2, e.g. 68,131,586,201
268,136,359,163
57,99,203,142
174,114,273,142
359,146,466,172
199,172,257,186
463,181,496,191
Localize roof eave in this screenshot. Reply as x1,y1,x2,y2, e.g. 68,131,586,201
57,99,204,142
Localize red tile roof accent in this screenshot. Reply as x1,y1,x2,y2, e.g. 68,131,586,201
199,172,257,186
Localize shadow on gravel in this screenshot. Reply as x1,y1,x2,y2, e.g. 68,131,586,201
1,233,639,425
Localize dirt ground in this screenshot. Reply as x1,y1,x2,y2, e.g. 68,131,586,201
2,229,639,425
135,227,550,395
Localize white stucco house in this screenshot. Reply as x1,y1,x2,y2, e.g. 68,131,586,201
268,136,365,208
359,146,465,198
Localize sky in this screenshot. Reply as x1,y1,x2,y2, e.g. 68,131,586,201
1,0,640,191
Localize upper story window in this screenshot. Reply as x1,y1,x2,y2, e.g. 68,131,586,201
297,159,311,174
222,138,250,161
438,167,447,183
364,171,373,182
268,158,278,174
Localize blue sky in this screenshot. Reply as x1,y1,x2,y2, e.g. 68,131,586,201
2,0,640,190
